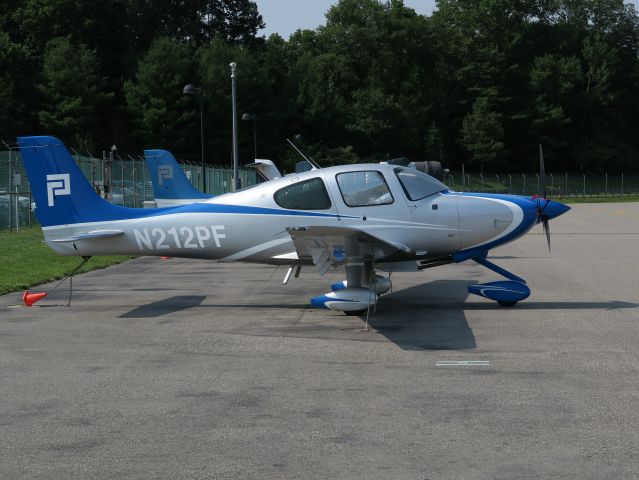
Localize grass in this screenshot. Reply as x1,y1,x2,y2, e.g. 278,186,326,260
0,227,133,295
560,195,639,204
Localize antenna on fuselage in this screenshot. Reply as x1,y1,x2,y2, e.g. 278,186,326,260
286,138,320,170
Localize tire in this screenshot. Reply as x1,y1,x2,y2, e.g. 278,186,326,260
498,301,517,307
344,309,367,316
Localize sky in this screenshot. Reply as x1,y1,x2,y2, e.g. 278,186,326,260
254,0,638,38
254,0,436,38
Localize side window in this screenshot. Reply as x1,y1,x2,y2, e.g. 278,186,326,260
274,177,332,210
336,171,393,207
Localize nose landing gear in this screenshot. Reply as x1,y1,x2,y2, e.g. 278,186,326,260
466,253,531,306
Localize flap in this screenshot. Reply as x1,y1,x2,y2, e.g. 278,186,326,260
286,225,412,275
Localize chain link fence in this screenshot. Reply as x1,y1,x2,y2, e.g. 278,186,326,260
0,143,258,231
445,172,639,198
2,143,638,231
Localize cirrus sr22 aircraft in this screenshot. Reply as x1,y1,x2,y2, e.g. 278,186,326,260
19,136,569,314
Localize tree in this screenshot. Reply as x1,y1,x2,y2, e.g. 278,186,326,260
125,37,198,157
461,97,505,174
0,32,35,138
135,0,264,45
3,0,639,173
38,36,113,151
424,122,443,162
293,0,433,158
528,53,582,165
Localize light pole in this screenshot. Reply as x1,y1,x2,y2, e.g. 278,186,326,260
183,83,206,193
242,112,257,160
111,144,117,203
230,62,240,191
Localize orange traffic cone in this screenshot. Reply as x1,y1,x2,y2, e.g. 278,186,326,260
22,290,47,307
160,256,172,260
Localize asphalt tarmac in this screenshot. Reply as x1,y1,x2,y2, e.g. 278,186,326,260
1,203,638,479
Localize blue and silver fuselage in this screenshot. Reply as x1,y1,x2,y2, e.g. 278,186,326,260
19,135,570,266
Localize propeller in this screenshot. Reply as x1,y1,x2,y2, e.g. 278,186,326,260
536,144,551,252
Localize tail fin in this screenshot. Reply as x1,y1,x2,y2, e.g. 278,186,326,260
144,149,211,201
245,159,282,181
18,136,143,227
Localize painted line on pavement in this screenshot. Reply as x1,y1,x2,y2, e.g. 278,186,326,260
436,360,491,367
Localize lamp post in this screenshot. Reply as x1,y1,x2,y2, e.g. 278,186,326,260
242,112,257,160
183,83,206,193
230,62,240,191
111,144,118,204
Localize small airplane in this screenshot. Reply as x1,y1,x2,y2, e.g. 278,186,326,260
19,135,569,314
144,149,282,207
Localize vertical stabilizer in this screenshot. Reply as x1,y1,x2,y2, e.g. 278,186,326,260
18,136,132,227
144,149,211,202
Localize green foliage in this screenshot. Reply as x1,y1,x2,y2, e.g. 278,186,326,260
125,37,199,157
0,227,132,295
0,32,34,137
201,0,265,44
136,0,264,45
38,36,113,150
461,97,505,172
322,145,360,166
2,0,639,174
424,123,443,162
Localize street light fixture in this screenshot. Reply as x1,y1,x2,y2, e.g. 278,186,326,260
183,83,206,193
242,112,257,160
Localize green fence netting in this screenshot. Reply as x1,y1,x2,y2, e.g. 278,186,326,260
0,149,258,230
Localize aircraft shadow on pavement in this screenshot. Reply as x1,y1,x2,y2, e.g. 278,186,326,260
350,280,637,350
119,296,206,319
363,279,478,351
462,300,638,311
114,282,636,350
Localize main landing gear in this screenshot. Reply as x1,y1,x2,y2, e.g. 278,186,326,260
310,259,391,324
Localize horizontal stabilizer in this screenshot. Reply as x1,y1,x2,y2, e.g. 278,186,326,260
49,230,124,243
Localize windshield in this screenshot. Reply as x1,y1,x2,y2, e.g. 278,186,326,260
394,167,448,201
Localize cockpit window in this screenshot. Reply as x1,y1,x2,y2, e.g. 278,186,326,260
274,177,332,210
394,167,448,201
336,171,393,207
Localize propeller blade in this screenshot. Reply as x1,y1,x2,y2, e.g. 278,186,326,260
539,144,546,198
542,217,551,253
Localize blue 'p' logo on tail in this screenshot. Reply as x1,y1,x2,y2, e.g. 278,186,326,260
46,173,71,206
158,165,173,185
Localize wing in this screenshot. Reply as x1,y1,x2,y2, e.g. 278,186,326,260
286,226,413,275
